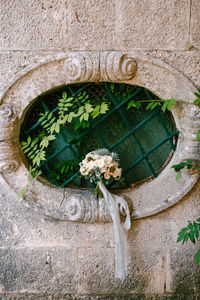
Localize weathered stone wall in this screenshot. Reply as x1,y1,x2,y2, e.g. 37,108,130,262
0,0,199,299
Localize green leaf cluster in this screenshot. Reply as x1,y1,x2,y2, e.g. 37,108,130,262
177,219,200,264
21,136,46,166
171,160,194,180
17,167,42,199
194,91,200,106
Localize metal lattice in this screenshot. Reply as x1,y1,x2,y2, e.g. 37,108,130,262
20,83,179,188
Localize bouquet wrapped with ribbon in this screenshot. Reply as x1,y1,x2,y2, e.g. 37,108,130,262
79,149,131,280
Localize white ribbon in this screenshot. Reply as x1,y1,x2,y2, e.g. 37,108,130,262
98,181,131,280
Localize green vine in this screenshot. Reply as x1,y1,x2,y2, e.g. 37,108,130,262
18,84,200,230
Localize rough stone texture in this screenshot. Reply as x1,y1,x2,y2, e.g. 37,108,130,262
0,0,191,51
146,50,200,89
0,0,67,50
0,247,77,293
190,0,200,50
0,51,198,224
0,293,198,299
112,0,190,51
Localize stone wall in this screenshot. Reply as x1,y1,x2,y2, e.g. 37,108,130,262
0,0,199,299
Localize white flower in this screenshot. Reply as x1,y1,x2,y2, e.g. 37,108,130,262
80,166,89,176
103,155,112,165
95,158,105,168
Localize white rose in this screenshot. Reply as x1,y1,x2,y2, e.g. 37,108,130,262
95,158,105,168
80,166,89,176
103,155,113,165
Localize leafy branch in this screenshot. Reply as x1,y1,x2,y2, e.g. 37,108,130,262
177,219,200,263
15,167,42,215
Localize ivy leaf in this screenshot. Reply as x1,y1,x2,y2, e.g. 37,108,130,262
189,230,195,244
21,143,28,150
194,92,200,98
62,92,67,99
17,186,28,199
172,162,187,172
85,103,94,113
110,83,114,92
55,122,60,133
92,105,100,118
100,103,108,114
47,135,56,141
50,123,56,134
176,171,181,181
83,112,89,121
127,100,141,110
40,136,49,148
161,99,177,113
76,106,84,116
182,232,189,244
146,101,160,110
194,222,199,239
74,121,81,132
27,136,31,145
195,249,200,264
197,129,200,141
66,97,73,103
193,99,200,106
177,227,188,243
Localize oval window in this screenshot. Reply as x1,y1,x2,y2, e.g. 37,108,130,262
20,83,178,189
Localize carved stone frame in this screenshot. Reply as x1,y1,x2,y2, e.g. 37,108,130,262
0,51,199,222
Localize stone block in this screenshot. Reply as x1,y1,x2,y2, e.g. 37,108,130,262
0,0,67,50
190,0,200,49
0,51,53,92
0,247,77,293
67,0,190,51
12,217,113,248
168,246,200,294
77,246,165,294
146,50,200,89
0,218,14,246
66,0,116,51
0,293,198,299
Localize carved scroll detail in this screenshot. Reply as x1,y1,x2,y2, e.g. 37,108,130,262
64,52,99,82
64,192,132,223
0,142,20,174
0,104,20,173
100,52,137,81
0,104,16,123
0,104,18,141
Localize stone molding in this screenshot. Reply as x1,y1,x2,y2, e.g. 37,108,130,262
0,51,199,221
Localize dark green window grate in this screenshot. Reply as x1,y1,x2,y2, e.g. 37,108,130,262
20,83,179,188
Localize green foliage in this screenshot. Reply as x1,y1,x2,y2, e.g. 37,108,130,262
194,91,200,106
127,100,142,110
177,219,200,264
195,249,200,264
171,160,194,180
161,99,177,112
21,136,46,166
48,160,79,183
17,167,42,199
197,129,200,142
146,101,161,110
175,106,200,262
177,220,200,245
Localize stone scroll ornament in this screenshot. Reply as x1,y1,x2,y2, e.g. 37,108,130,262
79,149,131,280
0,104,20,174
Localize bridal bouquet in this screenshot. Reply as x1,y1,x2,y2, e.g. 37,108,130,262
79,149,122,195
79,149,131,280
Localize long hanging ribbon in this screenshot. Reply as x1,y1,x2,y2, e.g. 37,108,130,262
98,181,131,280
